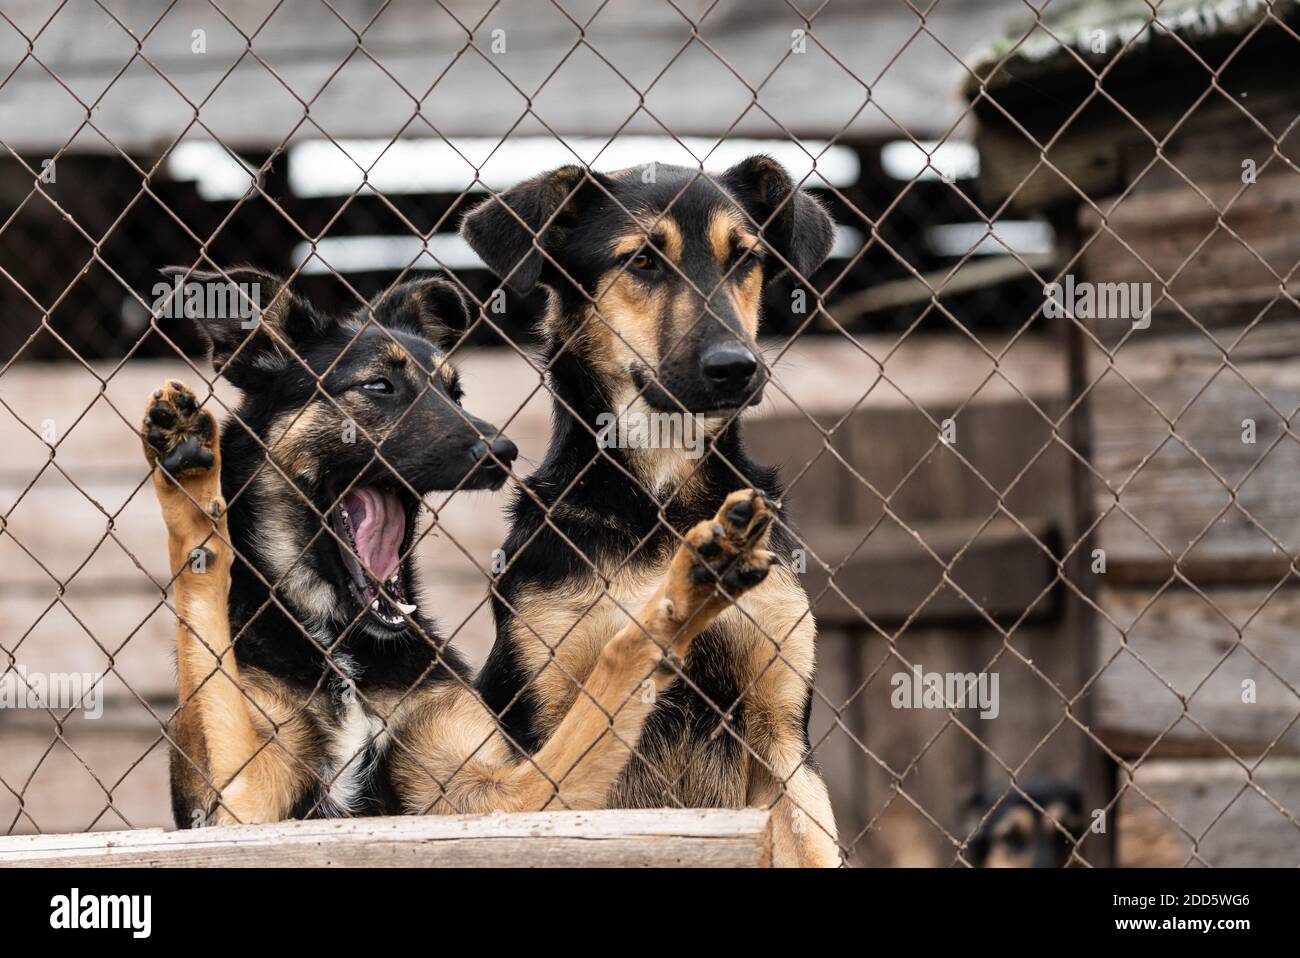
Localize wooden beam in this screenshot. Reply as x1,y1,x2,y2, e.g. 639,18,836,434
828,254,1057,323
0,809,773,868
1095,585,1300,759
800,516,1058,626
1089,321,1300,585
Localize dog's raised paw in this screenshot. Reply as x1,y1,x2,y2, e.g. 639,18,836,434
680,488,775,602
141,380,218,479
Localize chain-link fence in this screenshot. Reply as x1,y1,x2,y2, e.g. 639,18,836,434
1,0,1299,867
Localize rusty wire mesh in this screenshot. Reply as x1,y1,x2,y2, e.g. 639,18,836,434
0,0,1298,867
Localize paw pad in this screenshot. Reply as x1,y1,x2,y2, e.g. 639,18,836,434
682,489,775,599
141,381,218,479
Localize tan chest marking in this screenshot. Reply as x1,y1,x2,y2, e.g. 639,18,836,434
509,560,817,735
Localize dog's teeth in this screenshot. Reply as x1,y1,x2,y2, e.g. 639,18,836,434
396,601,417,615
371,599,380,611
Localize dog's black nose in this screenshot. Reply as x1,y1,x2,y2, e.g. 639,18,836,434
700,344,758,391
471,435,518,469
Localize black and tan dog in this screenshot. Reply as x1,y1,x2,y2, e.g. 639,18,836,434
141,267,776,826
965,781,1085,867
460,156,841,866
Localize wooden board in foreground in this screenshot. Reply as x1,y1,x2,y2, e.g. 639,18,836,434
0,809,772,868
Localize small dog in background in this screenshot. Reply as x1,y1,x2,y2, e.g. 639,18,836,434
965,781,1084,867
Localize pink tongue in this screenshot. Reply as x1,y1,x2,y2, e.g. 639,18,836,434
344,487,404,584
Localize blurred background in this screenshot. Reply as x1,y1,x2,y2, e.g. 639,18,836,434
1,0,1299,866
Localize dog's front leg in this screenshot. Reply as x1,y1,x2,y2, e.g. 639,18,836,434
142,381,298,825
742,628,841,866
511,489,779,810
748,739,842,867
396,490,777,815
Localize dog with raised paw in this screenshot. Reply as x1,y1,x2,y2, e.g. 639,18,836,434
461,155,841,866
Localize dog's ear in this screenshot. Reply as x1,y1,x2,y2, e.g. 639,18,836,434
460,165,609,294
159,265,327,390
718,155,835,280
370,276,471,351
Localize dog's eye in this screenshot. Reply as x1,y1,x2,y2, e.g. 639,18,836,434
731,245,764,270
360,378,394,394
624,252,658,273
1002,827,1029,853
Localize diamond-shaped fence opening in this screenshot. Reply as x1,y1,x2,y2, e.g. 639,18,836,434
0,0,1297,868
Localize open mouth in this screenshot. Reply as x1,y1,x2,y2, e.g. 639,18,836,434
330,485,417,629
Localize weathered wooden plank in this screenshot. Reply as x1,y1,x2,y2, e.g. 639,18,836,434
972,633,1112,866
1090,320,1300,580
0,716,173,835
1117,758,1300,867
0,809,773,867
845,397,1073,528
800,515,1058,626
829,255,1058,320
805,626,868,864
0,339,1065,479
1095,586,1300,758
1079,166,1300,342
817,622,1105,865
750,391,1071,529
973,101,1132,214
854,627,986,867
972,47,1300,211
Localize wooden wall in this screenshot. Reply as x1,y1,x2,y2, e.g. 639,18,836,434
1076,98,1300,866
746,348,1099,866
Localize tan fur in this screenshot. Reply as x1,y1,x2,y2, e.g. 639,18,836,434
246,402,359,624
985,806,1037,868
504,553,840,865
145,383,310,825
248,468,337,624
391,489,775,815
587,276,666,377
507,564,669,734
264,404,328,483
707,209,744,265
381,342,411,367
730,261,763,332
704,210,764,334
612,220,683,264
